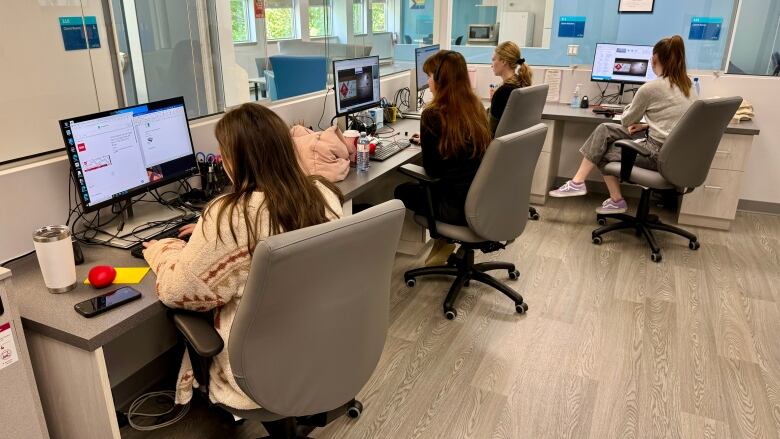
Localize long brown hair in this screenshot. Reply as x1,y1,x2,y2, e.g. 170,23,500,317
206,103,343,254
495,41,532,87
654,35,692,97
423,51,491,158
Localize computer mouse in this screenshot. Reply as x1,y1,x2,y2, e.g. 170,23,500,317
88,265,117,289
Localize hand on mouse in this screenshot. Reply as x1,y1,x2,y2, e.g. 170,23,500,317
178,223,197,238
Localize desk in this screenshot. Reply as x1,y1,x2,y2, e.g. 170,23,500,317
7,116,424,439
536,103,760,230
248,77,267,100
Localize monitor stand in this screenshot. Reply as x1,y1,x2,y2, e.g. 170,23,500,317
87,198,195,248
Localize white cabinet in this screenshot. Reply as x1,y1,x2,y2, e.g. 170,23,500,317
499,10,535,47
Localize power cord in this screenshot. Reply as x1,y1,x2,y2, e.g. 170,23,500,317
317,88,334,130
126,391,190,431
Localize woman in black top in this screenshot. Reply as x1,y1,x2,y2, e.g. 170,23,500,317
488,41,533,135
395,51,492,265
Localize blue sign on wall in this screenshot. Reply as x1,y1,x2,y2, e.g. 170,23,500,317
689,17,722,41
558,16,586,38
59,16,100,51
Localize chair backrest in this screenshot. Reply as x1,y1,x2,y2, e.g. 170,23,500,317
494,84,549,138
455,35,463,45
465,124,547,242
228,201,406,416
268,55,327,100
255,57,267,76
404,35,412,44
657,97,741,189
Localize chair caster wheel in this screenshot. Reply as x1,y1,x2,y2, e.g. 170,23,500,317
651,252,662,263
347,401,363,419
597,218,607,226
592,236,602,245
515,303,528,314
689,240,700,250
508,269,520,280
406,278,416,288
444,309,457,320
531,213,540,221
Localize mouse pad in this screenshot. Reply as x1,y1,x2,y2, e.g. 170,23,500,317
84,267,151,285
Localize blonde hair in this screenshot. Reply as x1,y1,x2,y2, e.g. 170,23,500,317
495,41,532,87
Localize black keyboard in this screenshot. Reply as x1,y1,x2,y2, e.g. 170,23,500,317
370,139,412,162
129,217,198,259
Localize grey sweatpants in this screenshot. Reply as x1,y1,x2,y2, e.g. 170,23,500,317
579,123,662,170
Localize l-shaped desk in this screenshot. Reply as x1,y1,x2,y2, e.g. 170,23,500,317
4,104,759,439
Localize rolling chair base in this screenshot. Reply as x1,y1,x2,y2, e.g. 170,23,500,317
404,247,527,319
591,190,700,263
529,206,540,221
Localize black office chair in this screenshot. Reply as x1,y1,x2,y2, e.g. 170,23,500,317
772,52,780,76
592,97,742,262
401,125,546,319
404,35,412,44
455,36,463,45
170,201,405,438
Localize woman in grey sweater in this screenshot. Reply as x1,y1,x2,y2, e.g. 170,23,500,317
549,35,696,214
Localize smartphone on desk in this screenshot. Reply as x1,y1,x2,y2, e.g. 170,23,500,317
74,286,142,318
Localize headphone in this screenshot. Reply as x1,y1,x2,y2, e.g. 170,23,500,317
433,51,459,82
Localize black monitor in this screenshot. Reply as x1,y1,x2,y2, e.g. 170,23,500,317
59,97,198,213
333,56,381,116
415,44,440,91
591,43,657,85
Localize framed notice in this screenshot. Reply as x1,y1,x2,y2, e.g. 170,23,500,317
618,0,654,13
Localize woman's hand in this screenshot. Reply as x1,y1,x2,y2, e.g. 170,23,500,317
628,123,649,135
178,223,197,239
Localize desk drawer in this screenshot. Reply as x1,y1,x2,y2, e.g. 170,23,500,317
711,134,751,171
680,169,743,220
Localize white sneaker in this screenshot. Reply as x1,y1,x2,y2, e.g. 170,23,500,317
549,180,587,198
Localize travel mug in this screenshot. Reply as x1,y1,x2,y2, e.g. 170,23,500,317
33,225,77,293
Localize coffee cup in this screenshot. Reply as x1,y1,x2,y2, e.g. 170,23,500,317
33,225,77,293
343,130,360,167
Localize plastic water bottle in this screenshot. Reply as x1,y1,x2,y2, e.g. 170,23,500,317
571,84,582,108
357,132,370,172
693,77,701,98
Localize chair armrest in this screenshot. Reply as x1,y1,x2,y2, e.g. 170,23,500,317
398,164,440,184
171,311,224,358
613,139,650,183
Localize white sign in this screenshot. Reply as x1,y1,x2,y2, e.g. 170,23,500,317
619,0,655,13
0,322,20,371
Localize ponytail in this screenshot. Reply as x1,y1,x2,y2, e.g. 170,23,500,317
653,35,692,97
495,41,533,87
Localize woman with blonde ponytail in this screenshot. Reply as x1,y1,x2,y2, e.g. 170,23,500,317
489,41,533,135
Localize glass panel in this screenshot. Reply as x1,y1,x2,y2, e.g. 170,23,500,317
728,1,780,76
309,5,332,37
401,0,433,44
231,0,251,42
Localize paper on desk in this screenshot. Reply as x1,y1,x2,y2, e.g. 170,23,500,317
543,69,562,102
84,267,151,285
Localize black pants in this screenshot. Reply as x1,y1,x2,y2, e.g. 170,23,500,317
394,182,467,226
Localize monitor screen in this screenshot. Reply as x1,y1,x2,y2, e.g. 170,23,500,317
60,97,198,212
591,43,657,85
333,56,381,116
415,44,440,91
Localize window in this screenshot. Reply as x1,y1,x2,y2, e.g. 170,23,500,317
231,0,252,42
371,0,387,32
353,0,366,34
266,0,297,40
309,0,332,37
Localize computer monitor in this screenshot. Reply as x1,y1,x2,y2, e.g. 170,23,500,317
591,43,657,85
60,97,198,213
333,56,381,117
415,44,440,91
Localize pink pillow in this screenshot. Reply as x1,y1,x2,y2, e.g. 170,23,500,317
290,126,351,182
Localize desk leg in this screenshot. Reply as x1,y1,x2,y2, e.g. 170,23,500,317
25,331,120,439
254,84,259,101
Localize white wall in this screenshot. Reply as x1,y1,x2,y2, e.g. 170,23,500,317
0,72,412,263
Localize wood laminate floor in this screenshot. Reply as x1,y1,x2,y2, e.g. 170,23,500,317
121,196,780,438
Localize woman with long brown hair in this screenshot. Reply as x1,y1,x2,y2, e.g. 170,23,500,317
395,50,492,265
142,103,343,409
549,35,695,215
489,41,533,135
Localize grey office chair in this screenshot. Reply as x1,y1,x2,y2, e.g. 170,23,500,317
400,124,547,319
171,201,405,438
404,35,412,44
494,84,550,221
592,97,742,263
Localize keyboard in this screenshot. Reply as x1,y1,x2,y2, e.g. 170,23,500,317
129,217,198,259
370,139,412,162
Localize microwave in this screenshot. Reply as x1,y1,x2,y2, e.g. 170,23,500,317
468,24,497,43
